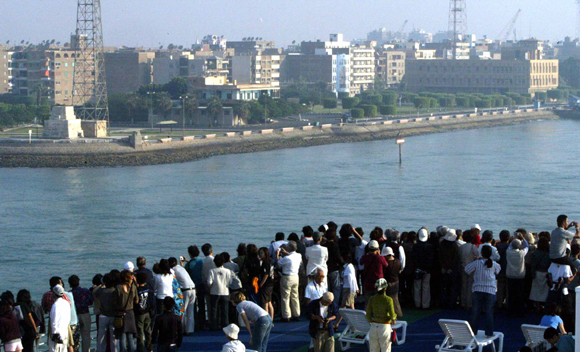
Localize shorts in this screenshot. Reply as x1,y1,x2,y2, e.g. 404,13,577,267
342,288,356,307
260,286,273,303
4,339,23,352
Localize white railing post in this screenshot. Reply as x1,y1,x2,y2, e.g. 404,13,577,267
576,286,580,351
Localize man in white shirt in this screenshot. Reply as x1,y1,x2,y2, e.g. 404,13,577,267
269,233,288,264
171,257,196,334
201,243,216,329
49,285,71,352
277,241,303,322
305,232,328,286
304,269,327,305
479,230,500,262
207,255,234,331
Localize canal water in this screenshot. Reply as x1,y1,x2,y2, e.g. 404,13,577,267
2,119,580,298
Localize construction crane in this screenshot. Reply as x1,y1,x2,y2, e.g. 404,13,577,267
397,20,408,34
497,9,521,41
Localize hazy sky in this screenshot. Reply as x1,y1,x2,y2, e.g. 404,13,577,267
0,0,577,48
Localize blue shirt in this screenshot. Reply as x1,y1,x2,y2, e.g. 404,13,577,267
540,315,563,330
184,258,204,287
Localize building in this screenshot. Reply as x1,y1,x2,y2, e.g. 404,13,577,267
104,50,155,94
0,46,14,94
226,40,276,55
375,50,406,87
283,52,350,95
231,54,284,86
404,58,558,94
301,33,350,55
189,76,280,101
350,46,375,94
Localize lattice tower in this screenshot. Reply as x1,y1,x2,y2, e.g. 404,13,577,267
448,0,467,59
72,0,109,121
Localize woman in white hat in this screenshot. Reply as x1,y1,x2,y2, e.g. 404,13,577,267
366,278,396,352
221,324,245,352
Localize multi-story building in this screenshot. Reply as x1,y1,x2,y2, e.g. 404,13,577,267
350,46,375,95
0,46,14,94
188,76,280,101
11,47,78,105
283,52,350,95
375,50,406,87
104,50,155,94
231,54,284,87
226,40,276,56
300,34,350,55
404,58,558,94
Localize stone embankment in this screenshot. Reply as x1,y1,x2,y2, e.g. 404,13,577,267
0,109,564,168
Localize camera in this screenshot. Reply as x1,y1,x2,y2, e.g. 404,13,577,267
51,333,64,344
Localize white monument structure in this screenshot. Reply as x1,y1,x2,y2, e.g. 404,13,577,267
43,106,84,139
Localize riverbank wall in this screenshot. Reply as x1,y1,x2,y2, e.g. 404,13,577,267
0,109,566,168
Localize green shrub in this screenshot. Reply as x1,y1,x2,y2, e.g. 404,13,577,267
363,94,382,105
456,96,470,108
351,108,364,118
322,98,338,109
380,105,397,115
535,92,547,101
342,97,360,109
475,99,492,109
382,92,398,105
337,92,349,100
360,104,378,117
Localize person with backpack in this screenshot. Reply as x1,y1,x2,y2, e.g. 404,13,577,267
135,272,155,352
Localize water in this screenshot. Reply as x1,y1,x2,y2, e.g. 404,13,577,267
2,119,580,299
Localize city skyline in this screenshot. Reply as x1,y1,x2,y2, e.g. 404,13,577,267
0,0,577,48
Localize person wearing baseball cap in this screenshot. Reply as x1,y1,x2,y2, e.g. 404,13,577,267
48,285,71,352
413,227,434,309
366,278,396,352
381,246,403,318
360,241,389,304
221,324,245,352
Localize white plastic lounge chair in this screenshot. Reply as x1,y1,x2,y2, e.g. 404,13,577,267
336,308,407,350
521,324,548,350
436,319,503,352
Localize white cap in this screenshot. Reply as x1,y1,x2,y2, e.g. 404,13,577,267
472,224,481,231
418,229,429,242
381,246,394,256
444,229,457,242
223,324,239,340
124,261,135,271
369,240,379,250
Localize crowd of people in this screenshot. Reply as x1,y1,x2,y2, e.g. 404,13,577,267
1,215,579,352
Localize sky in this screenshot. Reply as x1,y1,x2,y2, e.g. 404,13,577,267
0,0,577,48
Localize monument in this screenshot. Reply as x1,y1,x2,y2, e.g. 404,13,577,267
43,106,84,139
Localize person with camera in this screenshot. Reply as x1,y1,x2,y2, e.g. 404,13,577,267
48,285,71,352
550,215,580,275
277,241,303,323
306,292,337,352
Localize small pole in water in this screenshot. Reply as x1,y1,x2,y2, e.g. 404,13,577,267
396,137,405,164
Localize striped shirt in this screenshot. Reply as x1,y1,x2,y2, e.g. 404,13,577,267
465,259,501,295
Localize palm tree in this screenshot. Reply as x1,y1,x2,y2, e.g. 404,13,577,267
207,97,223,127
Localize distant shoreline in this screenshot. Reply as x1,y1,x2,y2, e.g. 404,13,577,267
0,110,566,168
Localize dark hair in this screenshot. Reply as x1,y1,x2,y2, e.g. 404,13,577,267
499,230,510,242
236,243,247,257
152,263,160,274
572,243,580,257
462,230,473,243
168,257,178,267
102,274,115,288
136,272,148,285
343,252,352,263
557,215,567,228
302,226,313,237
0,301,11,316
49,276,62,288
68,275,80,289
214,254,224,267
275,232,285,241
188,245,200,258
109,270,121,286
163,296,175,311
456,229,463,239
481,230,493,243
355,227,364,236
258,247,271,262
537,237,550,252
406,231,416,243
92,274,103,286
545,302,561,316
136,257,146,268
220,252,231,262
16,290,32,305
247,244,259,258
326,229,337,241
516,228,527,236
158,259,172,275
318,225,327,234
481,245,493,268
543,327,559,340
0,291,15,306
288,233,299,242
538,231,551,241
400,232,408,243
327,221,338,231
120,270,133,285
201,243,213,256
339,224,353,238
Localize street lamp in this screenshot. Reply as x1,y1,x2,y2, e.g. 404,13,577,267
180,95,188,136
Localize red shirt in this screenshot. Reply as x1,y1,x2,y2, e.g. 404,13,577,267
360,253,388,292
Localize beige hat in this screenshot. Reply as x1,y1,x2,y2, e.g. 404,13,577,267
369,240,379,250
381,246,394,256
418,229,429,242
444,229,457,242
322,291,334,303
223,324,239,340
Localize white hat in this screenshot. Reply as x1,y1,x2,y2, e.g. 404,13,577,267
444,229,457,242
369,240,379,250
381,246,394,256
418,229,429,242
472,224,481,231
223,324,239,340
52,284,65,297
375,278,388,291
124,261,135,271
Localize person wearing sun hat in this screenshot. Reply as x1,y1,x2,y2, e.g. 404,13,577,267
413,228,433,309
366,278,396,352
360,240,389,304
221,324,245,352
